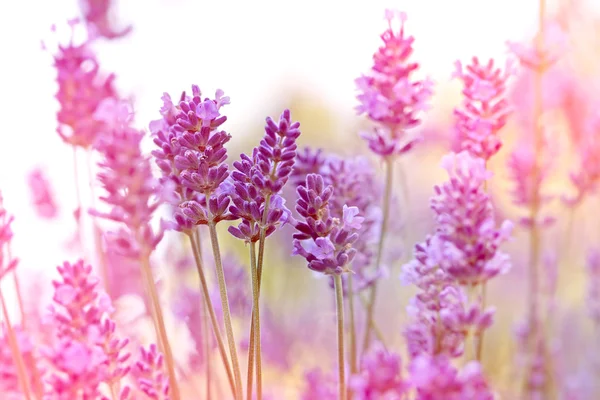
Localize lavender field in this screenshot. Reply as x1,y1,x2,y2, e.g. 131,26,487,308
1,0,599,399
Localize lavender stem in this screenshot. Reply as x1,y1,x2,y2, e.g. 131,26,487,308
188,233,236,397
248,242,262,400
363,158,394,350
139,252,181,400
334,274,347,400
348,274,358,378
208,221,244,400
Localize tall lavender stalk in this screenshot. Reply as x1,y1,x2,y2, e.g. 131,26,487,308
452,56,512,360
227,109,300,400
93,103,179,399
355,10,432,349
151,86,242,398
292,174,364,400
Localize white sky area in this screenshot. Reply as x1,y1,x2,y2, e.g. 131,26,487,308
0,0,577,314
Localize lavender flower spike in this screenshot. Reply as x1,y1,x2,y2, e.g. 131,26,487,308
228,109,300,243
293,174,363,276
356,10,433,158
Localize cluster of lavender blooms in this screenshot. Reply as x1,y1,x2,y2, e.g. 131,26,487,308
5,1,600,399
290,148,382,291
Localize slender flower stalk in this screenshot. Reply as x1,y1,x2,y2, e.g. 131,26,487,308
227,110,300,400
0,289,33,400
293,174,364,400
248,241,261,400
363,158,393,351
138,252,180,400
208,221,243,400
86,150,111,295
347,274,358,378
10,258,26,329
356,10,432,349
188,233,236,397
202,292,212,400
73,146,85,252
334,274,347,400
522,1,547,396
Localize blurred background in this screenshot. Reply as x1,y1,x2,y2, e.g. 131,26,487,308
1,0,600,397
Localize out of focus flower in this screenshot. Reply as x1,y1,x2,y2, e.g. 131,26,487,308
410,355,494,399
301,368,337,400
45,260,131,399
0,327,39,396
507,141,555,227
49,20,118,148
290,147,325,188
356,10,432,158
133,344,170,400
27,168,59,220
507,21,568,72
452,57,512,160
228,110,300,243
565,111,600,206
0,195,18,282
78,0,132,40
401,236,466,358
349,342,410,399
93,101,164,258
431,152,513,285
586,249,600,324
292,174,362,275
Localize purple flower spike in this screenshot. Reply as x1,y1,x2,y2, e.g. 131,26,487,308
228,110,301,243
356,10,433,158
292,174,362,275
290,147,325,188
150,86,233,231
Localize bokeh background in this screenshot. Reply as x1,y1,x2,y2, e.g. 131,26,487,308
2,0,600,397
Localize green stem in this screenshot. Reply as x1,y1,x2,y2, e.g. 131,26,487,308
0,288,33,400
474,283,486,361
208,221,244,400
334,275,347,400
363,158,394,351
188,233,236,397
247,194,271,400
348,274,358,377
139,253,181,400
358,293,388,349
72,146,85,252
248,242,262,400
523,0,547,397
86,150,110,296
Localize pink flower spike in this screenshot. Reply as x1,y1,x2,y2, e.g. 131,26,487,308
452,57,512,160
356,10,432,158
